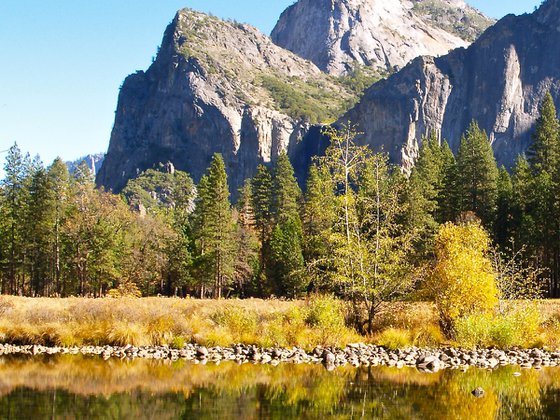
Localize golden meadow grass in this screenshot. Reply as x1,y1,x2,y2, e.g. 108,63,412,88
0,296,558,350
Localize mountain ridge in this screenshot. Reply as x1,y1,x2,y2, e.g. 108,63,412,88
336,0,560,172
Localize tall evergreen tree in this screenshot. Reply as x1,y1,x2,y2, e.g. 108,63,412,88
495,166,514,249
455,121,499,227
529,92,560,173
269,215,306,297
268,152,305,295
528,92,560,296
192,154,235,298
26,161,55,295
0,143,30,294
233,180,260,296
406,132,455,248
48,158,71,294
271,152,302,224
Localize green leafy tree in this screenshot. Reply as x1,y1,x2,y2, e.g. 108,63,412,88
314,124,415,333
302,164,336,267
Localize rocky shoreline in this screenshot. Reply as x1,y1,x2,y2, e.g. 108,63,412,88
1,343,559,371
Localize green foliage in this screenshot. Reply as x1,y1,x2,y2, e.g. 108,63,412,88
271,152,302,224
528,92,560,173
312,125,416,333
303,165,336,266
455,120,499,228
191,154,236,298
260,75,344,123
269,216,307,298
406,132,456,251
454,305,541,348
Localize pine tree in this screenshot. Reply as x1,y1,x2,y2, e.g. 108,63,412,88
269,215,306,298
192,154,235,298
271,152,302,224
527,92,560,296
251,164,273,243
233,180,259,296
455,121,499,227
495,166,514,249
529,92,560,174
267,152,305,296
406,132,454,246
48,158,71,295
26,160,55,295
0,143,30,294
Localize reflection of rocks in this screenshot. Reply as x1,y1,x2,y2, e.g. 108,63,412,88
1,343,560,372
472,387,485,398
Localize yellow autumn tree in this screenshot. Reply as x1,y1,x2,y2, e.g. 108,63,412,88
428,221,499,334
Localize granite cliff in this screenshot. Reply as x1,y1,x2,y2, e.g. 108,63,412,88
96,9,355,193
271,0,492,75
340,0,560,171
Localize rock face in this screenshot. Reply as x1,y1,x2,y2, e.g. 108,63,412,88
271,0,493,75
96,9,354,194
342,0,560,171
67,153,105,177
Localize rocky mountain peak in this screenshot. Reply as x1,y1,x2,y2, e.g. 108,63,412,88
96,8,356,194
271,0,493,75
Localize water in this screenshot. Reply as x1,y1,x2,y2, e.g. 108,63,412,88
0,355,559,419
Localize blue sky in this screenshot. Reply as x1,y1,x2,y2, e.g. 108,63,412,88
0,0,543,166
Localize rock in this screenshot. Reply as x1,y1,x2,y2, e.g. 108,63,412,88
96,8,354,196
472,387,485,398
196,346,209,358
271,0,492,76
342,0,560,174
323,351,336,365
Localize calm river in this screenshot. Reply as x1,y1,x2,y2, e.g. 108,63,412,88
0,355,559,419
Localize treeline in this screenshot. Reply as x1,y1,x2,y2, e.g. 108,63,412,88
1,93,559,303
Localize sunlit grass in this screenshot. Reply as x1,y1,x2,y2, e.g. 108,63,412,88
0,296,558,349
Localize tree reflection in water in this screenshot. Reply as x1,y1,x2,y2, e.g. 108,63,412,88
0,355,558,419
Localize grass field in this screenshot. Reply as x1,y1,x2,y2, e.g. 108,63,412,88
0,296,559,350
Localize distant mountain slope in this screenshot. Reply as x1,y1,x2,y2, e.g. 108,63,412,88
271,0,493,75
66,153,105,177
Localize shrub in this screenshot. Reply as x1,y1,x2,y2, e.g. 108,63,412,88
210,304,258,344
375,328,412,350
306,295,345,330
454,304,541,348
427,222,499,335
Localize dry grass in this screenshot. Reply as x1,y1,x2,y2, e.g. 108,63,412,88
0,296,359,350
0,296,558,350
